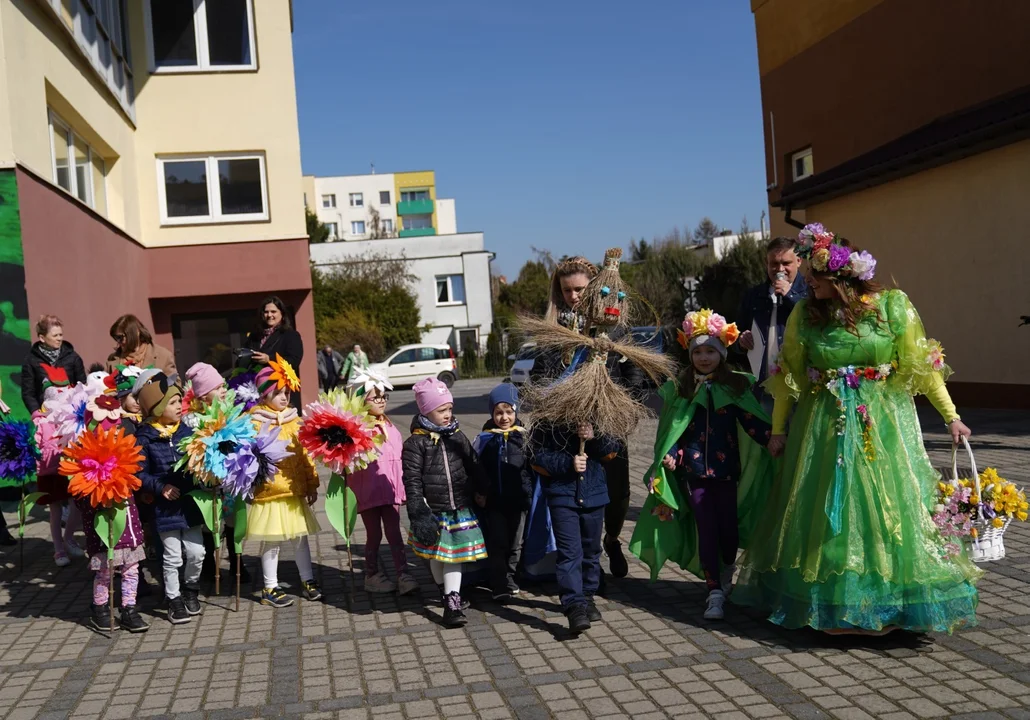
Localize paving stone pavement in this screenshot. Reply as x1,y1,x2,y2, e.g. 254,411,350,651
1,378,1028,720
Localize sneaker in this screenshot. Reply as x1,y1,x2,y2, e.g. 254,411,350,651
604,537,629,578
720,564,737,595
0,527,16,546
442,592,467,628
566,605,591,634
120,606,150,633
167,597,191,624
182,585,202,616
301,580,323,601
261,587,294,608
65,542,85,559
438,584,470,610
491,591,512,604
396,573,419,596
90,603,119,632
364,572,396,594
55,553,71,568
704,590,726,620
585,598,602,623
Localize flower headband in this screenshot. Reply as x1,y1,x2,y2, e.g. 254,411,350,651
795,223,876,280
677,309,739,350
348,367,393,398
260,354,301,395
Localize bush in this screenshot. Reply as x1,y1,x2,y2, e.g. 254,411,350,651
460,343,478,377
315,307,385,361
697,232,768,319
484,332,505,374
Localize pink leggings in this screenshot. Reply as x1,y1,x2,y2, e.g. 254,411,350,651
50,503,80,556
94,562,140,607
360,505,408,577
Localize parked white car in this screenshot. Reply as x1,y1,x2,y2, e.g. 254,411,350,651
369,344,459,388
509,342,538,386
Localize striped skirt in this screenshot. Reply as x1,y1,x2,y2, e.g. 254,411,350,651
410,507,488,564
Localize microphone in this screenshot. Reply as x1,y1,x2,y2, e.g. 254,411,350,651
771,271,787,305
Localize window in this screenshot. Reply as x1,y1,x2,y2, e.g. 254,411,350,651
40,0,134,117
157,153,268,225
325,222,338,239
390,349,417,365
792,148,814,181
458,329,478,352
403,215,433,230
434,348,452,361
400,189,430,203
379,190,391,205
349,192,363,207
382,219,394,233
322,194,336,209
436,275,466,305
351,221,366,235
145,0,256,72
417,347,436,362
48,110,107,214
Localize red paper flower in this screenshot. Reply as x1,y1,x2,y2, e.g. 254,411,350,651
61,427,144,508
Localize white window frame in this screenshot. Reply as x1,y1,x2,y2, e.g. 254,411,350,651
351,220,366,235
349,192,364,208
792,147,814,181
379,190,391,205
382,218,394,233
47,109,107,215
322,194,336,209
325,222,338,240
143,0,258,73
435,274,466,307
156,152,269,226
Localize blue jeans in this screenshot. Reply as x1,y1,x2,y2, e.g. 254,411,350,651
550,504,604,611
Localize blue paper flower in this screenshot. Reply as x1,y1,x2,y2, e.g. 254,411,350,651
0,420,40,486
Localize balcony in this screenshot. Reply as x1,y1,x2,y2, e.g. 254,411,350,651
397,198,434,215
399,227,437,238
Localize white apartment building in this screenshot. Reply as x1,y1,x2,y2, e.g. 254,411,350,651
309,232,494,350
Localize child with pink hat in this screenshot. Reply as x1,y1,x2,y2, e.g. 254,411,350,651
403,377,486,628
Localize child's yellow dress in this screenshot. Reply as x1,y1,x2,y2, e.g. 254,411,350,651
246,408,321,541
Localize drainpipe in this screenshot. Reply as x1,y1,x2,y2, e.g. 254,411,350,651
783,205,805,230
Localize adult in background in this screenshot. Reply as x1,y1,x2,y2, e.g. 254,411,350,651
21,314,88,564
242,296,304,405
735,236,807,400
106,315,177,376
531,256,643,580
317,345,344,391
341,344,369,386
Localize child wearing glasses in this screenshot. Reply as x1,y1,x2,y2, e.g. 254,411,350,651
346,370,417,595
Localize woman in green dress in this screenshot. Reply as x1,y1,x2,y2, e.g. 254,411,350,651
733,223,980,635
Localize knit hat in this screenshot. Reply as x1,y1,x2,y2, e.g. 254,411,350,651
185,362,223,399
111,365,145,398
677,309,739,361
414,377,453,416
488,383,519,413
689,335,728,360
135,371,182,419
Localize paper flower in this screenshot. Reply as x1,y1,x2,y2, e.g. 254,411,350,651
827,244,851,272
47,383,99,447
176,393,256,488
849,250,877,281
680,309,739,348
86,394,123,429
32,411,61,476
299,389,383,474
0,420,40,486
61,426,143,508
220,425,292,501
348,367,394,397
705,314,726,337
267,354,300,393
811,248,830,272
926,340,946,372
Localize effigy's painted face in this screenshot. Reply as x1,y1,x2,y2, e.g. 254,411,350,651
589,281,627,329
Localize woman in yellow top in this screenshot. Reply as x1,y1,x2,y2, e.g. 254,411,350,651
734,224,980,635
247,357,322,608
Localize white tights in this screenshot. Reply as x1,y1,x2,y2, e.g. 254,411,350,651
261,537,313,590
429,560,463,594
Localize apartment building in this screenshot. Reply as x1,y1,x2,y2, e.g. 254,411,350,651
305,170,457,241
753,0,1030,407
0,0,316,416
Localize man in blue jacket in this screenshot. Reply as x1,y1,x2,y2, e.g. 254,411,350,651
735,236,807,405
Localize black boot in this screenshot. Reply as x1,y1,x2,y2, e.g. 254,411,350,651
585,597,602,623
438,584,469,610
90,603,119,632
120,605,150,633
566,605,591,634
604,536,629,579
182,584,202,616
200,531,216,582
442,592,467,628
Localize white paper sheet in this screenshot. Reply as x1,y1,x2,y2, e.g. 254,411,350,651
747,319,764,377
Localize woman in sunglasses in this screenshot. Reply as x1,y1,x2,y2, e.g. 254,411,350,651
106,315,176,376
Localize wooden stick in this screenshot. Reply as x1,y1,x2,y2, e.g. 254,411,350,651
235,551,241,613
18,487,24,574
108,517,115,635
344,471,354,609
213,491,221,596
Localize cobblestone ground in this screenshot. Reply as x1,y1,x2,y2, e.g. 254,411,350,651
1,379,1028,720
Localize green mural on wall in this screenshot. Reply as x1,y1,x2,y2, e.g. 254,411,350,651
0,169,31,421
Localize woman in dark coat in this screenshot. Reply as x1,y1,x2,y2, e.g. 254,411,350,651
242,296,304,405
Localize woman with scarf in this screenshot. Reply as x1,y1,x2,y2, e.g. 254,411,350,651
242,296,304,406
105,315,176,376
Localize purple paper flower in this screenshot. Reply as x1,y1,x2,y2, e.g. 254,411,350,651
227,372,260,411
220,425,291,501
801,223,825,238
827,244,851,272
0,420,40,486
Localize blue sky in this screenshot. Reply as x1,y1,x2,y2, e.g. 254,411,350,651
293,1,768,277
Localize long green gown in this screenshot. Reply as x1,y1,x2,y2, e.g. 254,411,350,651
733,290,981,633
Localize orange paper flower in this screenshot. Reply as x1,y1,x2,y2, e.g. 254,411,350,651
268,354,301,392
61,426,144,508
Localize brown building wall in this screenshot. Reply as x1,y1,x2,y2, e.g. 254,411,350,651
758,0,1030,203
17,167,317,392
18,168,152,368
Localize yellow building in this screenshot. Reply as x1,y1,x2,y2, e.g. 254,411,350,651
752,0,1030,407
0,0,316,410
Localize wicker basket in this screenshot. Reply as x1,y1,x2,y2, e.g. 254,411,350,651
951,437,1011,563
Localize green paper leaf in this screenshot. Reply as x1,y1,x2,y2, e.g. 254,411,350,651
17,492,45,538
188,489,222,535
325,472,358,543
233,502,247,553
94,504,128,559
